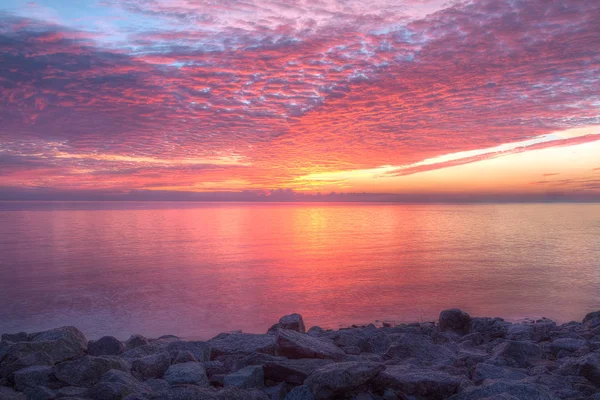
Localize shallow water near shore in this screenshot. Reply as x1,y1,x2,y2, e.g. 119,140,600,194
1,201,599,339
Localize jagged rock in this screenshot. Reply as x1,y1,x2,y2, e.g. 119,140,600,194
218,387,270,400
224,365,264,389
55,386,88,398
173,350,197,364
384,333,455,365
306,327,325,337
13,365,62,391
447,380,558,400
283,385,315,400
233,353,286,372
365,332,391,354
144,378,170,397
2,332,29,342
131,351,171,380
471,363,528,384
22,385,56,400
332,332,366,351
28,326,87,362
54,355,130,387
305,361,384,399
168,385,219,400
166,340,211,362
583,311,600,325
548,338,586,354
87,336,124,356
0,386,26,400
471,317,508,340
440,309,472,335
491,340,542,367
507,319,556,342
263,358,334,384
374,365,462,400
264,382,288,400
558,352,600,385
125,335,150,350
275,329,345,360
164,361,209,386
84,369,152,400
278,314,306,333
0,350,54,379
121,341,169,359
209,333,276,359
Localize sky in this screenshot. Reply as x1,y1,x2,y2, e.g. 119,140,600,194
0,0,599,201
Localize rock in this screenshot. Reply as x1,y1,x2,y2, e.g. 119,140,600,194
264,382,288,400
471,317,508,340
2,340,76,368
305,361,384,399
87,336,124,356
507,319,556,342
144,378,170,396
263,358,334,385
84,369,152,400
275,329,345,360
13,365,61,391
209,333,276,359
374,365,462,400
54,355,130,387
30,326,87,360
384,333,455,365
233,352,286,372
131,351,171,380
583,311,600,325
173,350,197,364
167,385,219,400
365,332,391,354
55,386,88,398
0,350,54,379
283,385,315,400
0,386,26,400
125,335,150,350
447,380,558,400
166,340,211,362
491,340,542,367
22,386,56,400
440,309,472,335
278,314,306,333
2,332,30,342
224,365,264,389
558,352,600,385
471,363,528,384
218,387,270,400
164,361,209,386
548,338,586,354
306,327,325,337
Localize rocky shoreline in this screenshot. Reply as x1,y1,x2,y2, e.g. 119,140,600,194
1,309,600,400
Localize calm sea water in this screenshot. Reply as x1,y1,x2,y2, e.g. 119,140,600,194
1,201,599,340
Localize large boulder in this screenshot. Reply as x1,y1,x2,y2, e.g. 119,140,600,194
470,318,508,340
284,385,316,400
209,333,276,359
439,309,472,335
305,362,384,399
263,358,334,385
471,363,528,384
1,333,30,342
13,365,62,391
583,311,600,325
223,365,264,389
0,350,54,379
164,361,210,386
87,336,124,356
558,352,600,385
125,335,149,350
384,333,455,365
53,355,130,387
166,340,211,362
84,369,152,400
30,326,87,361
491,341,542,368
269,314,306,334
0,387,26,400
374,365,461,400
365,332,391,355
131,351,171,380
447,380,558,400
507,319,556,342
275,329,345,360
547,338,587,355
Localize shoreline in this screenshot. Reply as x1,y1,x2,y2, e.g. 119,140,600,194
1,309,599,399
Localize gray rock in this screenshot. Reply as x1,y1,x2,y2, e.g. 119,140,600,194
275,329,345,360
507,319,556,342
224,365,264,389
87,336,124,356
172,350,197,364
548,338,587,354
85,369,152,400
209,333,276,359
306,327,325,337
125,335,150,350
2,332,30,342
374,365,461,400
121,341,169,359
144,378,170,397
13,365,62,391
55,386,88,398
583,311,600,325
22,386,56,400
0,350,54,379
54,355,130,387
279,314,306,333
233,352,286,372
30,326,87,360
491,340,542,367
384,333,455,365
264,382,288,400
283,385,315,400
164,361,209,386
0,386,26,400
558,352,600,385
305,361,384,399
168,385,219,400
471,363,528,384
365,332,391,354
471,317,508,340
440,309,472,335
447,380,558,400
217,387,270,400
131,351,171,380
166,340,211,362
263,358,334,384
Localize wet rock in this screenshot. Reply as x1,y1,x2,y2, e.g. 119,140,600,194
283,385,315,400
470,363,528,384
447,380,558,400
440,309,472,335
374,365,461,400
166,340,211,362
84,369,152,400
125,335,150,350
491,340,542,367
305,361,384,399
164,361,209,386
131,351,171,380
384,333,455,365
263,358,334,385
209,333,276,359
87,336,124,356
54,355,130,387
276,329,346,360
224,365,264,389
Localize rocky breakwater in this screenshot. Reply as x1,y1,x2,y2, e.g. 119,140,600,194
1,310,600,399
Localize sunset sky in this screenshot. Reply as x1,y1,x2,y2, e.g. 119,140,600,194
1,0,599,200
